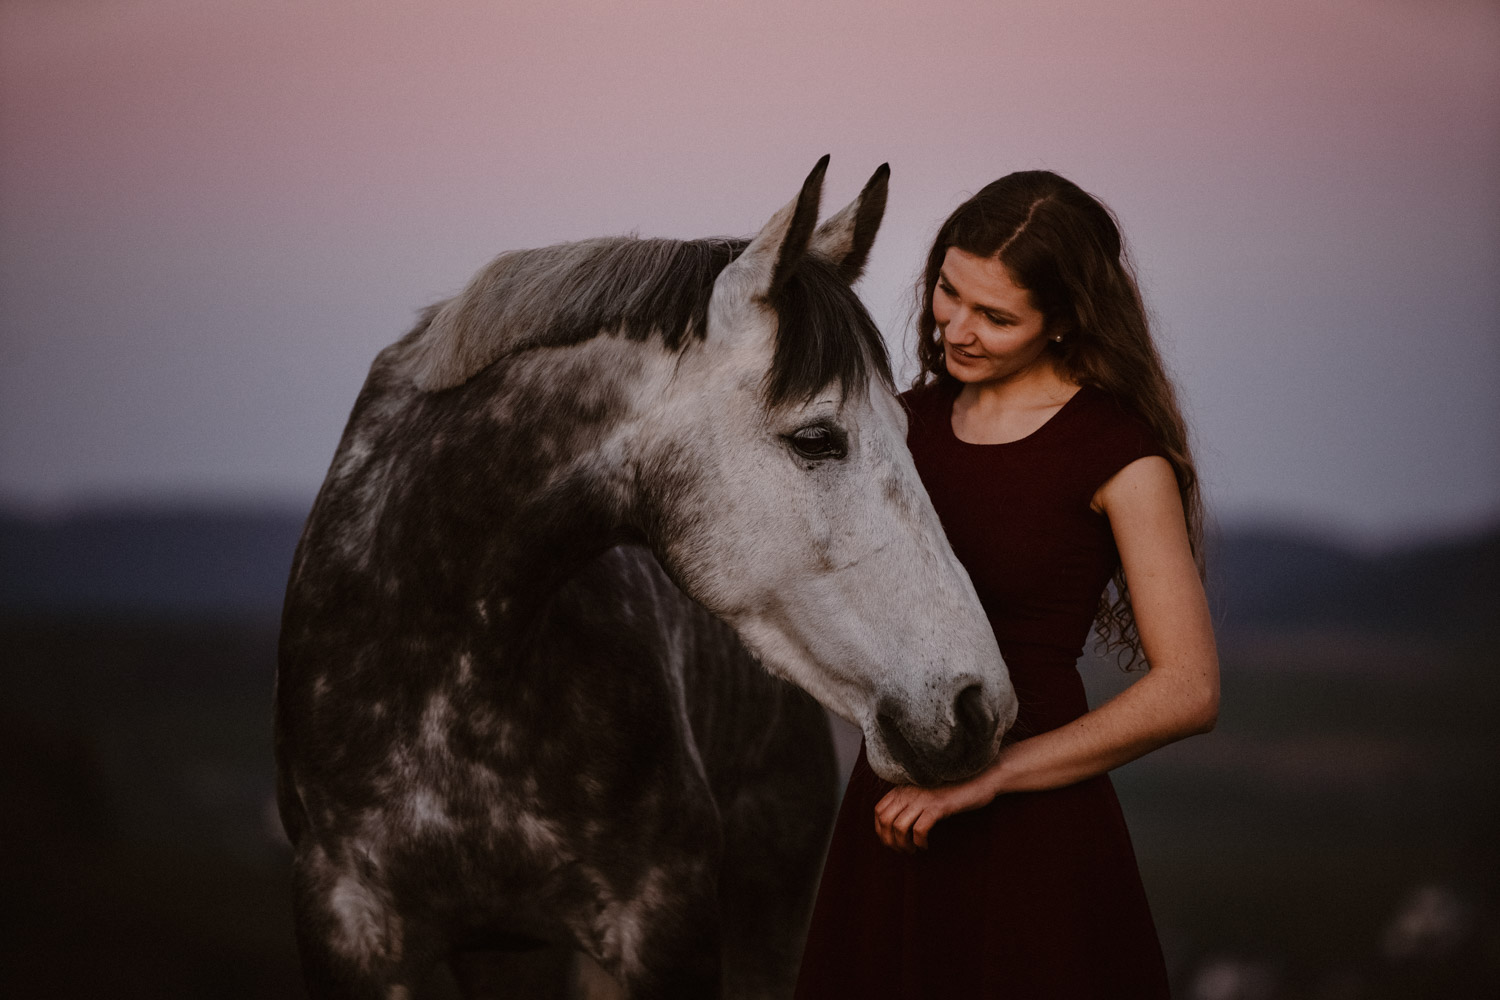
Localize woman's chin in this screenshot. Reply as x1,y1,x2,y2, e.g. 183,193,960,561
944,355,989,382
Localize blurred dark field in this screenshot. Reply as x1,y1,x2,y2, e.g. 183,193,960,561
2,509,1497,999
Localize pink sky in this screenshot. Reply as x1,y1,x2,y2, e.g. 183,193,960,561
2,0,1497,539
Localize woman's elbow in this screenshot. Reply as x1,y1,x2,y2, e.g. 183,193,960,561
1187,685,1219,735
1164,671,1218,737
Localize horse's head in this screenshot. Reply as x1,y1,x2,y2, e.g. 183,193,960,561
637,159,1016,785
395,158,1014,784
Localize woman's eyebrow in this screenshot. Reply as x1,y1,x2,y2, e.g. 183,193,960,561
941,270,1018,321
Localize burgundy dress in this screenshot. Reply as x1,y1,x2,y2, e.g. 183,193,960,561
794,380,1171,999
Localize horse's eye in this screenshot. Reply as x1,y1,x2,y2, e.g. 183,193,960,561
786,424,847,461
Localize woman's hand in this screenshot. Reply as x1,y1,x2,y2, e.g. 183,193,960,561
874,776,995,852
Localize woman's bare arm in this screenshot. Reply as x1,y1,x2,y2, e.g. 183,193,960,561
874,455,1219,852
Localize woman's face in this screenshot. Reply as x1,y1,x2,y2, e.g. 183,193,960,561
932,246,1052,385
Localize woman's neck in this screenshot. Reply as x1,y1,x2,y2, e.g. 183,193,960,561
951,357,1079,445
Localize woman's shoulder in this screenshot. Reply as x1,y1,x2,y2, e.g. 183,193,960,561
1070,383,1157,437
1065,383,1168,481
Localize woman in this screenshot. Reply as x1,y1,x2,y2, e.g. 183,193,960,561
794,171,1219,999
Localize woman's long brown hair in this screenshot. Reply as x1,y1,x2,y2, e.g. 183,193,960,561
912,171,1203,669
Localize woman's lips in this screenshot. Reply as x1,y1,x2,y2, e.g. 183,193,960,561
947,343,983,361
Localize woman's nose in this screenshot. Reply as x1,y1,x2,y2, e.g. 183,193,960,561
946,308,976,344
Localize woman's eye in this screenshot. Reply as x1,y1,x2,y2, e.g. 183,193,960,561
786,425,847,461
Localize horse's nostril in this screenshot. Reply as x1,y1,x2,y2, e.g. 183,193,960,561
955,683,992,741
876,706,930,784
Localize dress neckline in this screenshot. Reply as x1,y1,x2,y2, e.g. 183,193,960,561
945,381,1089,447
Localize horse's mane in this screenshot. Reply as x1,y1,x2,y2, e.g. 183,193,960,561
404,235,891,406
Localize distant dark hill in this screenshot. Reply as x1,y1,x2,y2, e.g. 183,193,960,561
2,506,1496,636
0,507,308,618
1206,525,1499,638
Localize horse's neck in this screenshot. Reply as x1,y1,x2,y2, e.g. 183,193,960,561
308,338,666,637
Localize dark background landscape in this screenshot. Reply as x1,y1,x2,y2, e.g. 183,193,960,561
2,507,1496,999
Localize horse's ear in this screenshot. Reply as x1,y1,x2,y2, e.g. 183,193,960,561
720,155,829,302
809,163,889,284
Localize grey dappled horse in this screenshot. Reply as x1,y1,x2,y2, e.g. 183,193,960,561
275,158,1016,1000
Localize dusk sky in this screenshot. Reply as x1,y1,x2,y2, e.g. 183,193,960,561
2,0,1497,543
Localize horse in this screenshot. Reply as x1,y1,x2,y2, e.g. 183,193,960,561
274,157,1017,999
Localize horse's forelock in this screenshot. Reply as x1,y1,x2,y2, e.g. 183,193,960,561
763,254,894,408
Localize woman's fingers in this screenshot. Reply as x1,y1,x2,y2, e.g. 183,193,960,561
874,798,906,850
912,813,934,850
874,794,909,850
891,808,917,852
875,790,940,852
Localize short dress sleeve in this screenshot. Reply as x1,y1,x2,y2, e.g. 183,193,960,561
1073,390,1170,502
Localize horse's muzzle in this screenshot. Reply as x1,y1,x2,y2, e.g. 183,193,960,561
875,682,1001,786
